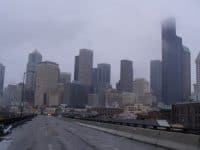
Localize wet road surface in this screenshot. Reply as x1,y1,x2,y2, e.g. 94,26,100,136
0,116,166,150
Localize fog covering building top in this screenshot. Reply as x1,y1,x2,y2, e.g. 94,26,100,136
26,50,42,90
162,18,191,104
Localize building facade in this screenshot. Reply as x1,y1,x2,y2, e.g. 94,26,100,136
34,61,60,107
117,60,133,92
60,72,71,84
162,18,191,104
172,102,200,130
133,78,150,97
68,81,90,108
77,49,93,86
105,89,122,108
150,60,162,102
74,55,79,81
0,63,5,96
194,52,200,101
26,50,42,90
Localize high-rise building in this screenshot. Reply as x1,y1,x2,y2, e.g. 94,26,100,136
74,55,79,81
97,63,111,85
150,60,162,102
162,18,191,104
77,49,93,86
60,72,71,84
0,63,5,96
193,52,200,101
26,50,42,90
34,61,60,107
182,46,191,101
117,60,133,92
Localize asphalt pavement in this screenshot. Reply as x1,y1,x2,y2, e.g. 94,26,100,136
0,116,166,150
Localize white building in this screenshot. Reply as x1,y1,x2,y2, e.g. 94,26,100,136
121,92,136,106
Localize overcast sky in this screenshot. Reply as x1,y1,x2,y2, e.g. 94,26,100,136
0,0,200,89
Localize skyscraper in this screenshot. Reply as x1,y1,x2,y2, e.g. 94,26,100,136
26,50,42,90
117,60,133,92
74,55,79,81
162,18,191,104
97,63,111,85
150,60,162,102
182,46,191,101
193,52,200,101
0,63,5,96
77,49,93,86
195,52,200,85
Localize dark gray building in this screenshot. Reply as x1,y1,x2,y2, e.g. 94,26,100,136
162,18,191,104
97,63,111,85
117,60,133,92
150,60,162,102
74,55,79,81
78,49,93,86
0,63,5,96
25,50,42,104
60,72,71,84
69,81,90,108
26,50,42,90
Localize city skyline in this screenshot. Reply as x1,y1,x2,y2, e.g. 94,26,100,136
0,1,200,89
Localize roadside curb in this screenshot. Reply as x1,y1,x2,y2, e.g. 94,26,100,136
77,122,200,150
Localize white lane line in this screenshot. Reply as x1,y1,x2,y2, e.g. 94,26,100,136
48,144,53,150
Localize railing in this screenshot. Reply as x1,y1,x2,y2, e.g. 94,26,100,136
64,114,200,135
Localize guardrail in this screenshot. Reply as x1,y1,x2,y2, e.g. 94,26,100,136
64,114,200,135
0,114,36,136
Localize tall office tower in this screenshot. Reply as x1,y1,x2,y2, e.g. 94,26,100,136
74,56,79,81
150,60,162,102
162,18,191,104
116,60,133,92
34,61,60,107
60,72,71,84
194,52,200,101
26,50,42,90
97,63,111,86
78,49,93,86
0,63,5,96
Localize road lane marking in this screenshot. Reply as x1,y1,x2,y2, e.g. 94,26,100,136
48,144,53,150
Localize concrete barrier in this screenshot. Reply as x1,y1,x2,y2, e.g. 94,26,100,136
76,121,200,150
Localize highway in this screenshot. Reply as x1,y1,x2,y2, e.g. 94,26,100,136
0,116,166,150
